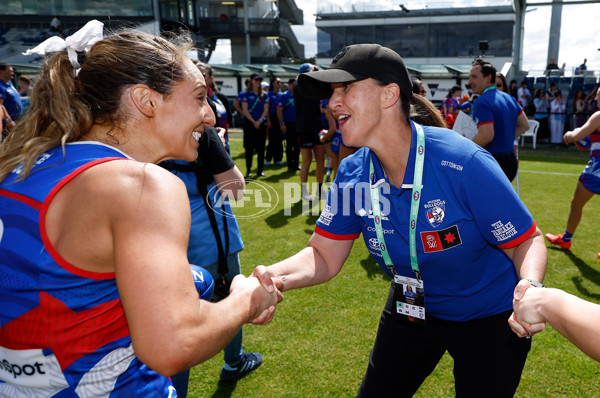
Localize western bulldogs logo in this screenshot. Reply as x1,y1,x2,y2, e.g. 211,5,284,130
426,205,445,228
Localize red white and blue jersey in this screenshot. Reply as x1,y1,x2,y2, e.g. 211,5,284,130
316,121,536,322
579,130,600,194
472,87,524,155
0,142,177,397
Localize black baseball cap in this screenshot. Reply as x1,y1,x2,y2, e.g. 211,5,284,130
250,73,263,80
297,44,413,100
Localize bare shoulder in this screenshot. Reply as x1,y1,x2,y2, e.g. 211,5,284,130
61,159,190,228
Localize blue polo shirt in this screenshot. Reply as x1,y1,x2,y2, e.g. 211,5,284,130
472,87,524,155
242,90,269,121
277,90,296,122
316,121,536,322
0,80,23,120
267,89,280,116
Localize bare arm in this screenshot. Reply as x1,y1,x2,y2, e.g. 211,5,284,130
515,111,530,138
71,162,278,375
277,106,287,133
241,101,254,122
502,227,547,283
233,98,243,114
563,111,600,143
254,233,355,292
471,123,495,147
502,226,548,338
213,165,245,200
512,284,600,361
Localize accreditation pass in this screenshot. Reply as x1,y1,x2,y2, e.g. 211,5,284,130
393,274,426,324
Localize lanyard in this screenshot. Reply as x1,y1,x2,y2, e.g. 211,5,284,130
483,85,496,94
369,123,425,280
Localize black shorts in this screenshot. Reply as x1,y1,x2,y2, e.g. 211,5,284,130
298,130,323,148
492,152,518,182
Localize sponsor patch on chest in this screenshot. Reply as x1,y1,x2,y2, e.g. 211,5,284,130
420,225,462,253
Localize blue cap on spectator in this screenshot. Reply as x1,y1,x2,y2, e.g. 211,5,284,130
299,63,312,73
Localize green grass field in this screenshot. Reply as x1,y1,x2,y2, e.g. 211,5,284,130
188,139,600,397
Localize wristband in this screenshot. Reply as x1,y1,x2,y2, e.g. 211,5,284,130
526,279,545,288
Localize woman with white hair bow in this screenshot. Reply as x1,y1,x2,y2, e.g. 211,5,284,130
0,21,280,396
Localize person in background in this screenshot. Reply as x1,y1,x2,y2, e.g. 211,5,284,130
0,21,279,396
295,63,326,201
441,85,461,129
468,57,530,181
1,103,16,140
545,89,600,257
549,91,566,145
533,88,550,144
196,62,230,150
495,73,508,94
277,78,299,173
509,79,519,102
575,58,588,75
241,73,269,178
518,80,532,114
265,76,284,166
253,43,546,397
233,78,250,120
411,76,427,97
0,63,23,121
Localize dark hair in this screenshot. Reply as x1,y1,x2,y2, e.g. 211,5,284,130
472,57,496,84
269,76,281,91
0,29,195,182
496,73,508,93
411,77,423,95
0,63,9,71
446,85,461,99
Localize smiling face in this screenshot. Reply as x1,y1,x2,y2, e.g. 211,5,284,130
155,58,215,162
329,78,385,148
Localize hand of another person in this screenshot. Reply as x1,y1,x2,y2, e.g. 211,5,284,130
508,279,547,338
563,130,575,144
229,274,280,324
216,127,227,146
247,265,285,325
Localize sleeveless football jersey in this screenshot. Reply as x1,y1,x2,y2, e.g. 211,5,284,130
0,142,177,397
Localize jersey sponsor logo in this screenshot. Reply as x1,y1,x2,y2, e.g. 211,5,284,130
440,160,463,171
0,347,68,390
366,237,383,258
420,225,462,253
491,220,518,241
366,226,395,234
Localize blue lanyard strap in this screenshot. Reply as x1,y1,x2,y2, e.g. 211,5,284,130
369,123,425,279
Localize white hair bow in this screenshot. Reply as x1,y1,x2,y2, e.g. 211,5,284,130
23,19,104,75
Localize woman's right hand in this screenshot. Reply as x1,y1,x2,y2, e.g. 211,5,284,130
230,274,281,324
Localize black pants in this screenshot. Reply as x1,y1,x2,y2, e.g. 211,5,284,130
492,152,518,182
265,121,283,163
357,284,531,398
243,118,267,175
284,121,299,171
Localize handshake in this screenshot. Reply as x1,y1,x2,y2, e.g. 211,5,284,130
228,265,285,325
